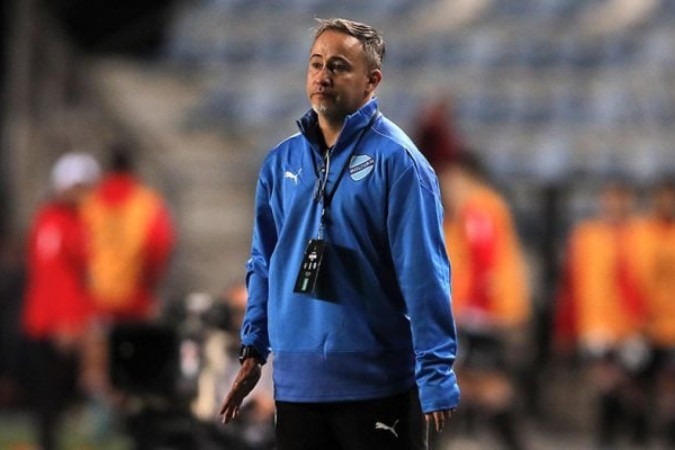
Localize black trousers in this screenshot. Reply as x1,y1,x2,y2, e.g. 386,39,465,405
275,388,428,450
23,339,79,450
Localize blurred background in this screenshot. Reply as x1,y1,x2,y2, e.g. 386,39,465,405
0,0,674,449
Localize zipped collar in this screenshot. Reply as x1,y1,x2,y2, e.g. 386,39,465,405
297,98,380,154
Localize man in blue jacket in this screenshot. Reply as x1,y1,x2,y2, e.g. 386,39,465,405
220,17,459,449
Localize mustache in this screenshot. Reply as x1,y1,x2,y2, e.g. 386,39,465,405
310,90,339,100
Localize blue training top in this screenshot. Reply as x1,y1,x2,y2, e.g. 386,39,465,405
241,98,460,413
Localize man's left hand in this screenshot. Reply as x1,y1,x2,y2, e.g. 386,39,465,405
219,358,262,424
425,409,453,433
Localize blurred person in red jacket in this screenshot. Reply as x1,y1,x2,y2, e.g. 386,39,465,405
555,181,650,448
21,152,101,450
438,152,531,450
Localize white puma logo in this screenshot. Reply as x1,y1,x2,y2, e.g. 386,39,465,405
375,419,399,438
284,168,302,185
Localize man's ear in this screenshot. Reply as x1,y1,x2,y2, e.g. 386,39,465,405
366,69,383,94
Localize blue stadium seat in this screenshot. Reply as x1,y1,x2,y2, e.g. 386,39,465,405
163,0,675,178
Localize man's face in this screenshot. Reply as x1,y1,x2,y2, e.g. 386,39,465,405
306,30,380,124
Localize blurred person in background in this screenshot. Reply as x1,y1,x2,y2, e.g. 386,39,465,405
81,142,175,323
411,97,463,173
192,283,275,449
219,17,459,450
79,142,175,440
555,181,650,449
223,284,274,450
635,177,675,447
438,152,531,450
20,152,101,450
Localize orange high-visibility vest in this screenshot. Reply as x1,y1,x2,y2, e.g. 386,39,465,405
81,174,174,319
444,185,530,328
633,218,675,346
557,219,647,348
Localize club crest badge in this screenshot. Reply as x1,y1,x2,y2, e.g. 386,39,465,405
349,154,375,181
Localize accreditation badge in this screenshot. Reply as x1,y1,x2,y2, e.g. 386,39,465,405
293,239,326,294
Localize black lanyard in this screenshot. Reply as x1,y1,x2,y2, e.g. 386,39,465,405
310,112,378,238
311,112,378,207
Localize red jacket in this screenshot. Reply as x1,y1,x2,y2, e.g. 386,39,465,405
22,202,93,339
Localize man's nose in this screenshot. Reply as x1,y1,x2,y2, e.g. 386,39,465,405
315,66,331,84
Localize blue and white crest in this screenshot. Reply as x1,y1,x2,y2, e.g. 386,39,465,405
349,154,375,181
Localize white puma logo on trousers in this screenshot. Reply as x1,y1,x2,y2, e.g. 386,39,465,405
375,419,400,438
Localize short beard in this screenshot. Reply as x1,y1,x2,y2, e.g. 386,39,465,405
312,103,329,115
312,97,345,125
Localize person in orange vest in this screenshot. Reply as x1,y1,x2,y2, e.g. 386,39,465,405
81,144,175,323
555,181,650,448
22,152,101,450
438,152,530,450
411,97,463,172
79,143,175,439
635,178,675,446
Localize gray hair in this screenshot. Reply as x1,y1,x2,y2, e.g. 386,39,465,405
313,18,385,70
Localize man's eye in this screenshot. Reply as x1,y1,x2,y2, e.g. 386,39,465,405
329,62,347,73
310,61,323,70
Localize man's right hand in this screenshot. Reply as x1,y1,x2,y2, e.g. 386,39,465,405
219,358,262,424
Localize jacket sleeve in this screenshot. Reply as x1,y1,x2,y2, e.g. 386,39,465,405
387,162,460,413
240,166,276,362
